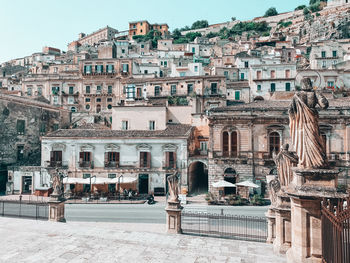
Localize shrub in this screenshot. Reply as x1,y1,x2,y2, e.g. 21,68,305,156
250,194,267,206
264,7,278,17
205,192,218,205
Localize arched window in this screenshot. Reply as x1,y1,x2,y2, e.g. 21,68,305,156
71,107,76,113
269,132,280,157
223,132,229,157
96,104,101,113
231,131,238,157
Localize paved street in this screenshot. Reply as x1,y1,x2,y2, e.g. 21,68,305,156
0,217,285,263
65,203,268,223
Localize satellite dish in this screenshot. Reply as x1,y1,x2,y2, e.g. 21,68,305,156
294,70,321,90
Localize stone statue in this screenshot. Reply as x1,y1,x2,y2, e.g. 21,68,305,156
51,169,64,199
289,78,328,169
273,144,298,187
268,178,281,207
167,172,179,203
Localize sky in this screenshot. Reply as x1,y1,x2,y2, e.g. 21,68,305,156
0,0,309,63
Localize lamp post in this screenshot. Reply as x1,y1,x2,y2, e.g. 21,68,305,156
89,175,96,199
118,175,123,201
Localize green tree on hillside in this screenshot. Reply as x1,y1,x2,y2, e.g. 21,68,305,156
191,20,209,30
264,7,278,17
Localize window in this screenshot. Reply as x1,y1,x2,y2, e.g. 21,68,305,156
140,152,151,168
256,71,262,80
269,132,280,157
107,64,114,73
231,131,238,157
144,70,148,74
85,98,90,102
224,71,228,79
322,61,327,68
126,85,135,99
234,90,240,100
270,83,276,92
96,104,101,113
17,145,24,161
257,84,262,91
39,122,46,135
108,174,117,179
270,70,276,79
149,121,155,130
107,104,112,110
285,83,291,91
17,120,25,135
222,131,229,157
211,83,218,95
105,152,120,167
84,65,92,74
165,152,176,168
141,44,144,48
50,151,62,166
85,86,91,94
240,73,245,80
96,98,101,102
154,86,161,96
187,84,193,94
96,86,101,94
122,49,125,54
327,81,334,88
53,124,59,131
95,65,103,73
180,72,186,77
85,104,90,110
164,61,168,67
170,85,176,95
122,64,129,73
69,86,74,94
37,87,42,96
68,97,74,104
285,69,290,78
122,120,128,130
27,87,32,96
233,72,237,79
321,51,326,58
244,61,249,68
200,141,208,152
333,51,337,58
79,152,91,167
53,96,59,105
107,98,113,102
192,47,195,53
71,107,76,112
194,65,198,72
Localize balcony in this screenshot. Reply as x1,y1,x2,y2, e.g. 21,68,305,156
82,71,116,76
46,161,68,168
62,91,79,96
104,161,120,168
162,162,177,170
78,161,94,169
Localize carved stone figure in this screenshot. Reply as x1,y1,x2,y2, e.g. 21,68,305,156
273,144,298,187
268,178,281,206
289,78,328,169
51,169,64,199
167,172,179,202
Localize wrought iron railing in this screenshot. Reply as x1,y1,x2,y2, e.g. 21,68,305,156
181,211,268,243
0,200,49,220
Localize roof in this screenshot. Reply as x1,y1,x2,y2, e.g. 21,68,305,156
210,97,350,113
43,124,193,139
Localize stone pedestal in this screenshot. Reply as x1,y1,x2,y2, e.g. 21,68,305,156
274,208,291,254
286,168,345,263
265,208,276,244
165,201,182,234
49,195,66,222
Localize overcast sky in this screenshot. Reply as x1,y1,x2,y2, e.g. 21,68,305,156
0,0,308,63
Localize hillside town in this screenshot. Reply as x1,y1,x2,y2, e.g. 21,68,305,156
1,0,350,202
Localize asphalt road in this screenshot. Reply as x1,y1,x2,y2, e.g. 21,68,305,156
65,203,268,223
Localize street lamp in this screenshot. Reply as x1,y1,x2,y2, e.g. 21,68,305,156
118,175,123,201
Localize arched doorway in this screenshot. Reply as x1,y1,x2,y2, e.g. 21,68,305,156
224,168,237,195
188,161,208,194
96,104,101,113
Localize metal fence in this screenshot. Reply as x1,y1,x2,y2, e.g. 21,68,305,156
0,200,49,220
181,211,268,243
322,198,350,263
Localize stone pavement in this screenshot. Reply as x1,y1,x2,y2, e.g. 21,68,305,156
0,217,286,263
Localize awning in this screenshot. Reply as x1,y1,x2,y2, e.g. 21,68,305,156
63,177,137,185
212,180,236,188
236,180,259,188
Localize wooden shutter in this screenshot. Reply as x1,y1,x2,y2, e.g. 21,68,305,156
147,152,151,168
50,151,54,162
79,152,83,162
165,152,169,168
116,152,120,167
173,152,177,168
105,152,109,165
140,152,143,167
58,151,62,162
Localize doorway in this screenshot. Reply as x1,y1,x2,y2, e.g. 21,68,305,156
188,161,208,194
22,176,32,194
139,174,149,194
224,168,237,195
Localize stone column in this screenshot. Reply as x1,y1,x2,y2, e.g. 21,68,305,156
165,201,183,234
286,168,345,263
265,208,276,244
273,208,291,254
48,200,66,222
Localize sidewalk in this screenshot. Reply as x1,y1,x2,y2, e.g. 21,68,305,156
0,217,286,263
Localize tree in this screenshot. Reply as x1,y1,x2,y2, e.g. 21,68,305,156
185,32,202,42
303,7,310,15
231,17,236,22
295,5,307,11
191,20,209,30
171,28,182,40
264,7,278,17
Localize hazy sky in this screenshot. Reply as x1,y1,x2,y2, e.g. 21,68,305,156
0,0,308,63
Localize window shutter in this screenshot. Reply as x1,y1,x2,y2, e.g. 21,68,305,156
111,65,114,72
165,152,169,168
126,64,129,72
147,152,151,168
173,152,177,168
140,152,143,167
116,152,120,167
105,152,109,164
50,151,54,162
79,152,83,162
95,65,97,72
58,151,62,161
